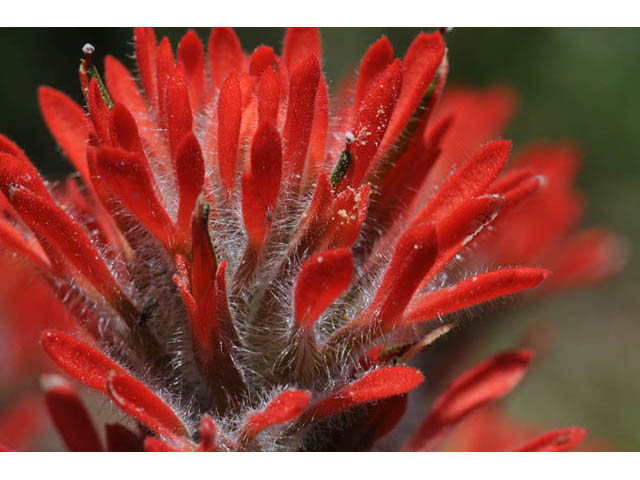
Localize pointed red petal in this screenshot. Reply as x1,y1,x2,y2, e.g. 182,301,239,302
191,201,217,304
249,45,275,77
197,415,217,451
310,366,423,420
0,215,51,271
208,28,243,88
413,140,512,225
173,271,207,350
375,115,451,222
41,330,126,393
109,103,145,155
244,390,311,439
175,272,218,375
283,28,322,71
355,36,394,112
88,77,111,144
257,66,280,126
0,151,50,199
217,72,242,196
175,133,205,239
488,167,535,195
514,427,587,452
281,31,326,183
166,64,193,165
404,350,532,451
95,146,175,251
349,59,402,187
11,188,136,321
0,133,28,159
42,374,104,451
241,122,282,251
0,138,47,216
107,372,189,443
357,222,438,331
322,184,370,249
282,55,320,186
104,55,166,159
156,36,175,128
105,423,144,452
87,145,125,223
294,248,353,329
404,268,549,325
134,27,158,109
437,195,504,253
378,32,445,155
418,194,504,288
105,55,148,118
38,86,91,181
307,74,328,180
293,172,333,251
501,175,543,215
178,29,206,112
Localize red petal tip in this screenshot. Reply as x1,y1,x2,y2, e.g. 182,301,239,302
515,426,587,452
294,248,353,329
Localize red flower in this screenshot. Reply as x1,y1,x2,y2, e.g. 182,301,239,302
0,28,622,451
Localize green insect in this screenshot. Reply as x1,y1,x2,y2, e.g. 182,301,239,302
330,132,355,189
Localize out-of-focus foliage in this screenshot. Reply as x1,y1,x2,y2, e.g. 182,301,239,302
0,27,637,450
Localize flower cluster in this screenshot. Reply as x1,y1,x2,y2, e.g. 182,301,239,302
0,28,622,451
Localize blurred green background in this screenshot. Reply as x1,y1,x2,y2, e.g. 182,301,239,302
0,28,637,449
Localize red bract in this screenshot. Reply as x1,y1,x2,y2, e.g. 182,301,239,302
42,374,103,452
404,350,532,451
308,366,424,422
514,427,587,452
241,390,311,442
0,28,623,451
294,248,353,330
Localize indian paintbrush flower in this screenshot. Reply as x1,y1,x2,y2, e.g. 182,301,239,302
0,27,623,451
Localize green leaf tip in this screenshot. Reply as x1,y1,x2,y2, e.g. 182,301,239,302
81,43,114,110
